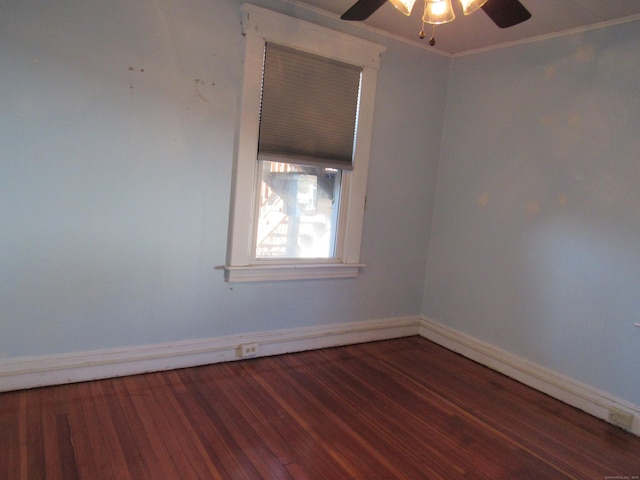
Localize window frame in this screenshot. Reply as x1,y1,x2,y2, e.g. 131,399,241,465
224,4,385,283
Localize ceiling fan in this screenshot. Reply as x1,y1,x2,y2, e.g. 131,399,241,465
341,0,531,45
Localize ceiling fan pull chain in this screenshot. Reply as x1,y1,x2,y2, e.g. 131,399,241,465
418,22,437,46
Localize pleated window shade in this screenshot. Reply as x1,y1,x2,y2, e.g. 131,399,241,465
258,43,362,170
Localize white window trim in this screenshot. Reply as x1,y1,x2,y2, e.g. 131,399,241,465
224,4,385,283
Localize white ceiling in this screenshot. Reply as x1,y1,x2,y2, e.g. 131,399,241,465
292,0,640,55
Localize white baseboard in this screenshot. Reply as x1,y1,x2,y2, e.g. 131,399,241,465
2,314,637,437
418,316,640,436
0,316,420,393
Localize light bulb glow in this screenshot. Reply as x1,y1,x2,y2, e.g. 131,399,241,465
459,0,488,15
422,0,455,24
389,0,418,16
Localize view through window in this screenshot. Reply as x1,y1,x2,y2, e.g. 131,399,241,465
255,161,341,259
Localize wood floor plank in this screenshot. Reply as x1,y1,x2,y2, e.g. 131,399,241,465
370,337,640,476
61,385,99,480
119,374,184,479
73,381,117,480
55,413,80,480
87,381,137,480
272,352,454,479
214,362,345,479
299,343,554,479
138,372,218,480
241,356,389,478
0,391,21,480
2,336,639,479
188,366,293,480
324,344,556,478
40,391,63,480
48,385,80,480
164,369,264,480
25,390,50,480
306,347,500,477
146,371,227,479
370,338,640,478
273,359,408,478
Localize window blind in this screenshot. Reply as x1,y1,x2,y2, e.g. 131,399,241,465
258,43,362,170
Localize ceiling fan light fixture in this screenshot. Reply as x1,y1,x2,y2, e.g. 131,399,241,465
388,0,417,16
422,0,455,25
339,0,532,47
459,0,489,15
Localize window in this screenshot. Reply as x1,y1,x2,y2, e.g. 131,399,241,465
224,4,385,282
255,43,360,261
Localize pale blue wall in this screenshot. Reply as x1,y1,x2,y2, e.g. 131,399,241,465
0,0,448,357
423,21,640,405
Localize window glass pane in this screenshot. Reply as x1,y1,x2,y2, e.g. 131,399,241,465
255,161,341,259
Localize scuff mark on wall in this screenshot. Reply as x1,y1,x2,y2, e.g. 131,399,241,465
127,65,145,95
194,78,215,104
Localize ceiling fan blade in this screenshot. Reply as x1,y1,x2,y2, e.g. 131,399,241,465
481,0,531,28
341,0,388,21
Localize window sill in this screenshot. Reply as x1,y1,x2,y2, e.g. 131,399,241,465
223,263,365,283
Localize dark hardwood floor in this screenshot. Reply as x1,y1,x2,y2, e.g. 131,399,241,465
1,336,639,479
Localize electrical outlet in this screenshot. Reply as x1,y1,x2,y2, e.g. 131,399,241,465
239,343,259,358
608,407,634,430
